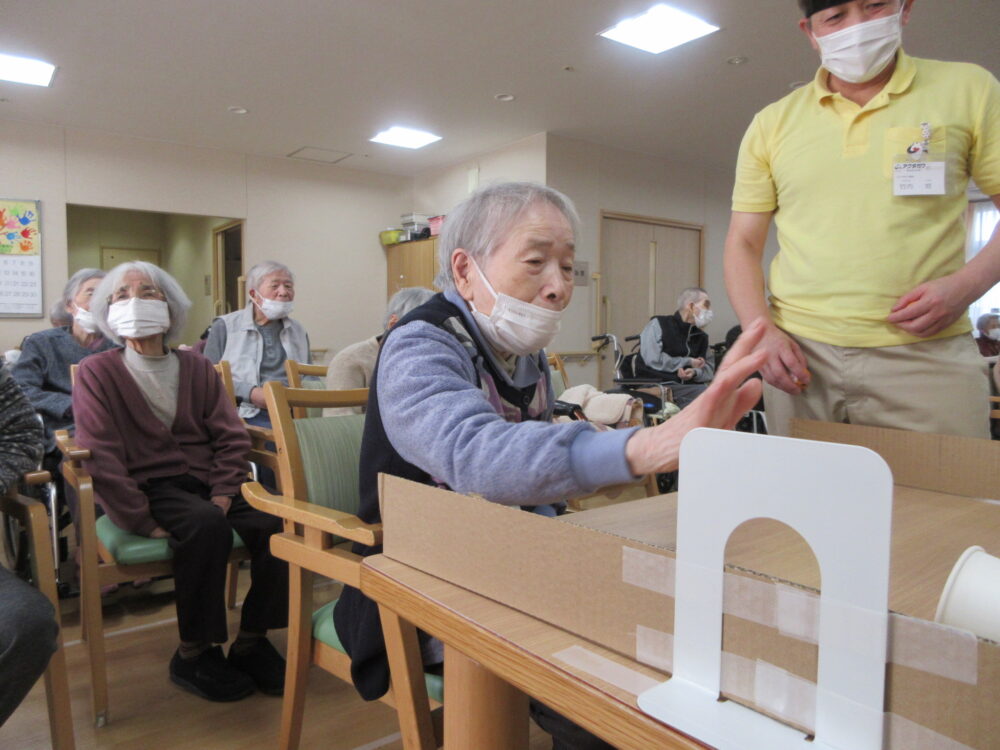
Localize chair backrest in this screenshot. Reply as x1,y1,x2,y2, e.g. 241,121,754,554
264,381,369,511
990,396,1000,420
69,363,79,387
214,360,237,406
547,353,569,398
284,359,328,388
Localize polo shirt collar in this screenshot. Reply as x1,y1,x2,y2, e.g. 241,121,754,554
811,49,916,105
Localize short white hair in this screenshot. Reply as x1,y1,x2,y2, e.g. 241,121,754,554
385,287,435,329
977,313,999,333
677,287,708,311
434,182,580,292
246,261,294,295
61,268,106,311
91,261,191,345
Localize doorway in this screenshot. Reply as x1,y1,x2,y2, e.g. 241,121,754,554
598,213,703,388
212,220,244,316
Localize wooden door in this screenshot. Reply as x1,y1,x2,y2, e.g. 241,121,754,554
598,215,702,388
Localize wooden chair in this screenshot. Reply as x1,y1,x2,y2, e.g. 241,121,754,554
242,382,441,750
546,353,570,398
283,360,331,418
991,396,1000,419
214,359,237,406
1,472,75,750
213,359,281,485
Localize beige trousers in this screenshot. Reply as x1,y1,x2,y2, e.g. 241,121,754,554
764,333,991,439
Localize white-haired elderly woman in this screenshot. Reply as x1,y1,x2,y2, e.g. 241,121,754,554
333,182,766,749
204,260,312,429
73,261,288,703
324,286,435,416
12,268,115,455
976,313,1000,358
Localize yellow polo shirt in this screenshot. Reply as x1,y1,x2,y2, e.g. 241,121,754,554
732,51,1000,347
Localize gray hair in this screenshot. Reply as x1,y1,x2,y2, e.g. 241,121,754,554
49,300,73,327
60,268,106,311
677,287,708,311
977,313,999,333
90,261,191,345
434,181,580,291
246,261,294,295
385,287,435,329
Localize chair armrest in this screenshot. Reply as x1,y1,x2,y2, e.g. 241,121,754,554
245,424,274,444
55,430,91,462
23,470,52,486
242,481,383,546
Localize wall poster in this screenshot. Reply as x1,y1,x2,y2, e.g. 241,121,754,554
0,199,43,317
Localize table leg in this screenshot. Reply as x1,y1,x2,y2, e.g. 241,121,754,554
443,644,529,750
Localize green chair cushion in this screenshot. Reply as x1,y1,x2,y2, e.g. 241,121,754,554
301,378,327,418
294,414,366,514
95,515,245,566
312,599,443,703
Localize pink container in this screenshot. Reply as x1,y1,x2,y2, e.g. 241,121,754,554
428,215,445,236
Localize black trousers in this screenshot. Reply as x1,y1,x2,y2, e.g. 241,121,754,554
144,474,288,644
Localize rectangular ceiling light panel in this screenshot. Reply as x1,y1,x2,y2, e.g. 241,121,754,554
370,126,441,149
0,52,56,86
599,4,719,54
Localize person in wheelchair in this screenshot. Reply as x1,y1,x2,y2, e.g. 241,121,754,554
637,287,715,408
73,261,288,702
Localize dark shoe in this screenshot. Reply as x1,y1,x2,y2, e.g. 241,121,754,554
170,646,255,702
228,638,286,696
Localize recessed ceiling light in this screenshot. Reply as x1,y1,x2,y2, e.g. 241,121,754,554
370,126,442,150
495,93,516,102
0,52,56,87
227,105,248,114
598,4,719,55
727,56,749,65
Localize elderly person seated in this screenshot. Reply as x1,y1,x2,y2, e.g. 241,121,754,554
12,269,114,456
74,261,288,702
636,287,715,408
976,313,1000,358
332,182,765,749
325,286,434,416
204,261,311,430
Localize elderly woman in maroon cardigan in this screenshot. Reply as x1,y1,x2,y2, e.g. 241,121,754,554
73,261,287,703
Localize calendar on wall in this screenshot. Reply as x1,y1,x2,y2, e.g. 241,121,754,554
0,199,43,317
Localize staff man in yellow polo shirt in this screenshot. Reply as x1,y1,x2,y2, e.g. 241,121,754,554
724,0,1000,438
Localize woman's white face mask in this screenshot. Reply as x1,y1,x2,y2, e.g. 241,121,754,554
72,306,98,334
469,256,562,357
107,298,170,340
815,8,903,84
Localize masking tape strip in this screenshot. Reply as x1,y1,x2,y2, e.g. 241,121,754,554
775,583,819,643
886,714,975,750
753,659,817,731
552,645,660,696
723,570,777,629
889,613,978,685
634,625,673,672
621,546,674,596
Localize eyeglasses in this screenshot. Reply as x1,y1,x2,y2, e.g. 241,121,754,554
109,285,166,303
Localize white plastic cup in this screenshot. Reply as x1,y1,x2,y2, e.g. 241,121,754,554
934,546,1000,641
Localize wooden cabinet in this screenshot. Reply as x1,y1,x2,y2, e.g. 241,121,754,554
385,237,439,299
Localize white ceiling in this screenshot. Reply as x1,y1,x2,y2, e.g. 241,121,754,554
1,0,997,177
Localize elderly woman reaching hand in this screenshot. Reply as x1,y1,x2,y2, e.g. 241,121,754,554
73,261,288,703
333,182,766,749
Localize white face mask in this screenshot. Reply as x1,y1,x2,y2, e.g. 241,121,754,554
815,8,903,84
987,329,1000,342
468,257,562,356
253,293,294,321
73,306,98,334
694,308,714,329
107,298,170,340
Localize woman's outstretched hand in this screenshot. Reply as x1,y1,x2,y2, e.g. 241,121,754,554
625,318,768,477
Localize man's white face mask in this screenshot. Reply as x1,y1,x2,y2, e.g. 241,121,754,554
468,256,562,357
253,294,294,321
815,8,903,84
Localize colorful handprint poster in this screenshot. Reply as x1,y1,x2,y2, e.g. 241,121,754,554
0,199,42,316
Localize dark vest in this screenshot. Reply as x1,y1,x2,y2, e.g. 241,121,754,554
334,292,549,700
654,312,708,360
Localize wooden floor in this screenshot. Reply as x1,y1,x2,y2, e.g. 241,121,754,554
1,570,553,750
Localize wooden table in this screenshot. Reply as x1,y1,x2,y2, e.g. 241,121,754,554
361,554,705,750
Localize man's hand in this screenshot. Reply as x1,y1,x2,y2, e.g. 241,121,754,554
887,273,975,338
211,495,232,515
676,367,695,381
249,386,268,409
625,319,769,476
753,324,811,395
150,526,170,539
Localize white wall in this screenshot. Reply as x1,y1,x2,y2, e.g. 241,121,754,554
0,118,411,352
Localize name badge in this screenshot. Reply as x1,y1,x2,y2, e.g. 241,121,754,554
893,154,946,196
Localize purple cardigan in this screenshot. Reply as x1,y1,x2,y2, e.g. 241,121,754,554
73,348,251,535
